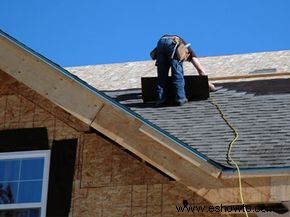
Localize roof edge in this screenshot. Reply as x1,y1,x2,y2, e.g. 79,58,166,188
210,71,290,83
222,166,290,178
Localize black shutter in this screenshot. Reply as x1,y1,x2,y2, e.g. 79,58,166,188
0,128,49,152
46,139,78,217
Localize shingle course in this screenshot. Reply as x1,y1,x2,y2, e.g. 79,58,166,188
105,78,290,169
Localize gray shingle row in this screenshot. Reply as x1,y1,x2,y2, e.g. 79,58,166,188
105,78,290,169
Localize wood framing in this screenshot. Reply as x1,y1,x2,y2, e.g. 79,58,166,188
197,176,290,205
0,35,104,124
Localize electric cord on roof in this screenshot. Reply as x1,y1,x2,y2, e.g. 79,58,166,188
209,96,249,217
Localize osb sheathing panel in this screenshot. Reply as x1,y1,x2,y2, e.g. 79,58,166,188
71,133,223,217
4,95,21,129
71,182,223,217
0,96,5,128
81,134,113,186
19,96,35,127
80,134,170,188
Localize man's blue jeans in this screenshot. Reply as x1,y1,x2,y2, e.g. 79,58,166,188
156,37,186,104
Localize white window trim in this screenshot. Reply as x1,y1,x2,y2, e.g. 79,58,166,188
0,150,50,217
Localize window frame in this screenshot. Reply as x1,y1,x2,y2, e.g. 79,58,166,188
0,150,50,217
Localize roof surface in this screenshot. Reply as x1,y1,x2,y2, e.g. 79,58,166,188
104,78,290,169
68,50,290,170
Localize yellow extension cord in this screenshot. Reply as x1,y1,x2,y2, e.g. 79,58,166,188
210,96,249,217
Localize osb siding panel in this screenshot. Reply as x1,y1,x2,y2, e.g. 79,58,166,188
54,119,81,140
4,95,21,129
0,96,6,129
0,95,81,145
0,70,17,95
72,187,103,217
81,134,170,188
111,147,145,185
73,134,222,217
19,95,35,128
71,182,222,217
81,134,113,187
103,186,132,208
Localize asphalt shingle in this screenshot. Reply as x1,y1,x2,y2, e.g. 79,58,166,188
105,78,290,169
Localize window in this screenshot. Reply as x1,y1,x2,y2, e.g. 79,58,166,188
0,150,50,217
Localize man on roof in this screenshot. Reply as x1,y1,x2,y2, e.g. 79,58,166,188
151,34,216,106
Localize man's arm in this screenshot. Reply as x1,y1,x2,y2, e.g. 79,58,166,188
190,57,206,75
190,57,216,91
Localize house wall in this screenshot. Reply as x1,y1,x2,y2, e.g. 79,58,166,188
71,133,225,217
0,70,222,217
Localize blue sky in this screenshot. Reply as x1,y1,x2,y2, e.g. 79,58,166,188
1,0,289,67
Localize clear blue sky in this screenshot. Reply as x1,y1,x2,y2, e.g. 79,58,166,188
1,0,289,67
